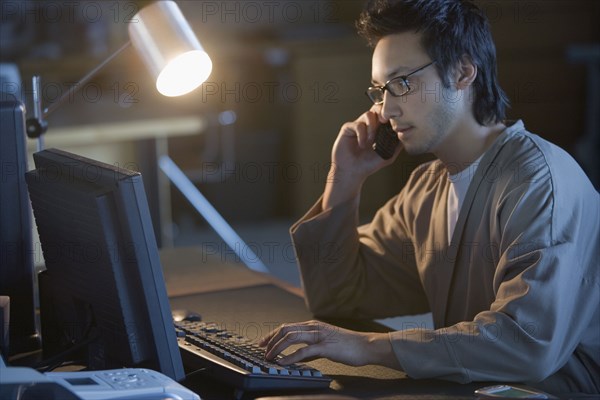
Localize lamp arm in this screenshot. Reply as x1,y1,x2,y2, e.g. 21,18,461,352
43,41,132,118
26,41,132,139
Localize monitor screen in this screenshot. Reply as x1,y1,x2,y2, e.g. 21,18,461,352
25,148,184,381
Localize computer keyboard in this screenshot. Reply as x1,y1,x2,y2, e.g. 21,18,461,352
175,320,332,391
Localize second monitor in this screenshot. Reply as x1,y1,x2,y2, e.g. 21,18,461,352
26,148,184,380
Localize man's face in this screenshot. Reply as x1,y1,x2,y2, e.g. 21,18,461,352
371,32,465,155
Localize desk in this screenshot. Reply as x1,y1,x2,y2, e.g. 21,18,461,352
160,248,489,400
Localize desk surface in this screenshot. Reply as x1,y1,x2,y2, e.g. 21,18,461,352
161,248,488,400
26,116,206,150
170,285,488,400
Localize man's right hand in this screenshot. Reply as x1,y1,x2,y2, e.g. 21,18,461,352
323,108,403,210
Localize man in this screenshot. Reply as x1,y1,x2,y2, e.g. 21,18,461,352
259,0,600,394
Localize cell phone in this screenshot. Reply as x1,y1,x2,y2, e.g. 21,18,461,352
474,385,551,399
372,122,400,160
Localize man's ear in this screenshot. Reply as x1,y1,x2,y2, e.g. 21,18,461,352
456,54,477,89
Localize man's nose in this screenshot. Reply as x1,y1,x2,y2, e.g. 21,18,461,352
380,91,402,121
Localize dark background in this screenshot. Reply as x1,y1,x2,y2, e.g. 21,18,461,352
1,0,598,238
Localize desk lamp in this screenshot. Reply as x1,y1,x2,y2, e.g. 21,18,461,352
26,0,213,141
24,0,268,273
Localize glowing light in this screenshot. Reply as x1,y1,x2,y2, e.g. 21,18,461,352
129,1,212,97
156,50,212,97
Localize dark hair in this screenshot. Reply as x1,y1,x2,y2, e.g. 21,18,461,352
356,0,509,126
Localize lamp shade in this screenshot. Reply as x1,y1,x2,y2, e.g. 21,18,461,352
128,1,212,97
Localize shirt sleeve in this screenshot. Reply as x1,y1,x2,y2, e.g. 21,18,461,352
290,191,430,319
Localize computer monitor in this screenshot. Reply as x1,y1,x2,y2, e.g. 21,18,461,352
0,92,40,356
25,148,184,381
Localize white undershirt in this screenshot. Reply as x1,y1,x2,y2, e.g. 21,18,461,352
446,156,483,244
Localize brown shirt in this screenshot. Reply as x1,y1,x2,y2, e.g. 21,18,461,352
291,121,599,394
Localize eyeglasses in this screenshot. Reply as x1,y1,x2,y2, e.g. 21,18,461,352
365,60,436,104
